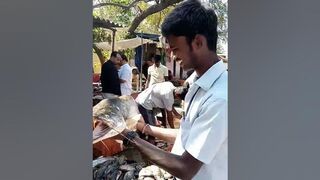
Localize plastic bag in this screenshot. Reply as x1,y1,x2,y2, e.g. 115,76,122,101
93,95,141,143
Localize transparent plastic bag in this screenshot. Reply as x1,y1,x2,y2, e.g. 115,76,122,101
92,95,141,143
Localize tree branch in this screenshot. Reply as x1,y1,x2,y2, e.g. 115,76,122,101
93,0,144,10
127,0,183,35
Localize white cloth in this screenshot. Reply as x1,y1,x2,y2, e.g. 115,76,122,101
147,64,168,87
135,81,176,111
171,60,228,180
119,63,132,95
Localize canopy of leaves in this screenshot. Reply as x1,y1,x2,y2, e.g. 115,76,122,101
93,0,228,59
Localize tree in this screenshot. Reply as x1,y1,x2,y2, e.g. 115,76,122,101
93,0,182,36
126,0,183,35
211,0,228,54
93,0,228,63
92,0,181,64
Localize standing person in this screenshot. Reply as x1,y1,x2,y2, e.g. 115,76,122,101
100,51,122,96
145,54,169,88
118,54,132,96
95,0,227,179
142,56,154,80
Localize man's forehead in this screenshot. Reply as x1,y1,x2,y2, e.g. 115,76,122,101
165,36,187,48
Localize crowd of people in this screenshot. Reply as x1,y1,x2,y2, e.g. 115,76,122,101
99,50,180,130
100,52,172,96
94,0,228,179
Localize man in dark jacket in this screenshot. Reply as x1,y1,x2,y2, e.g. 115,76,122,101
100,51,122,96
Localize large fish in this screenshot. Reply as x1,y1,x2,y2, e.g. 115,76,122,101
92,95,141,144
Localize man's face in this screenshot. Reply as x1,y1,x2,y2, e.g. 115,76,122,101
155,62,160,67
119,58,125,66
115,54,122,65
166,35,197,70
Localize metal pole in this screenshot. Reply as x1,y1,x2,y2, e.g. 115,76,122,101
112,30,116,52
139,32,144,91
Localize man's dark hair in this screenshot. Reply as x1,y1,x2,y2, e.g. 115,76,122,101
110,51,118,58
186,69,195,78
148,53,155,60
153,55,162,63
120,54,128,62
175,82,190,100
161,0,218,52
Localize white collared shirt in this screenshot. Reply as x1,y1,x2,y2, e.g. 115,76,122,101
119,63,132,95
147,64,168,87
171,60,228,180
135,81,176,111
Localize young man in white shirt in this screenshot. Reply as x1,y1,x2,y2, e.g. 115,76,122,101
145,54,169,88
95,1,227,179
118,54,132,96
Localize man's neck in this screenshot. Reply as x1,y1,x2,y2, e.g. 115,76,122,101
121,62,128,66
195,53,219,77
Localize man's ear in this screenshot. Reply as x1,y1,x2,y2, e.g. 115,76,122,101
192,34,207,51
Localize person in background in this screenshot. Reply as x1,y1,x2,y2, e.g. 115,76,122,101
141,57,154,89
135,81,188,144
145,54,168,88
100,51,121,96
131,67,140,92
142,55,154,80
118,54,132,96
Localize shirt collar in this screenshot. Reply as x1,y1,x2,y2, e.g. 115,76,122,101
194,60,226,91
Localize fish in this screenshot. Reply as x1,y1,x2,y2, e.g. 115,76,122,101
92,95,141,143
119,164,136,172
93,156,116,168
116,170,124,180
93,155,145,180
123,170,135,180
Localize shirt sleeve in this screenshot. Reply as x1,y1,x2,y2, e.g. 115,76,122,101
185,98,228,164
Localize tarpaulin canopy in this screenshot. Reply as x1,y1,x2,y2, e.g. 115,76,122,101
95,37,158,51
134,32,161,42
93,17,123,30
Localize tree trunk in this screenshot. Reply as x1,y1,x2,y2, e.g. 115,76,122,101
127,0,183,35
93,44,105,65
93,0,144,10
